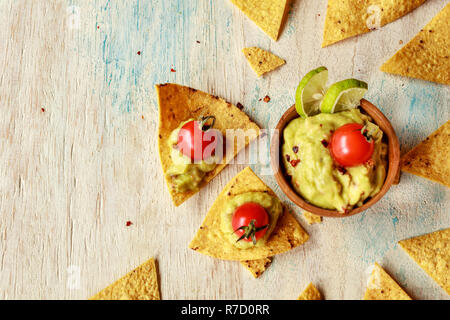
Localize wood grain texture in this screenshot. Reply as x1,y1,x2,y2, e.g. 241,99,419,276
0,0,448,300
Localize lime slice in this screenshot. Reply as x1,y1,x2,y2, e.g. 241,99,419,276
295,66,328,118
320,79,368,113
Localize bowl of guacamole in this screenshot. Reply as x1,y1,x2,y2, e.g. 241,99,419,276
270,99,400,217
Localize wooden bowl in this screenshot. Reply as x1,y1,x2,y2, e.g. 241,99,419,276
270,99,400,218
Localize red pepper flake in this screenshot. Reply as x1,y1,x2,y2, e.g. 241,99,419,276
337,166,347,175
97,25,100,29
126,221,133,227
263,95,271,103
196,40,200,44
141,115,144,119
285,154,290,162
290,159,300,167
137,51,141,55
170,68,176,72
365,159,375,168
321,139,329,148
236,102,244,110
292,146,299,153
41,108,45,112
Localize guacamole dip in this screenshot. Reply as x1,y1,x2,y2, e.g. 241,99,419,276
166,119,217,193
282,109,387,213
220,192,282,249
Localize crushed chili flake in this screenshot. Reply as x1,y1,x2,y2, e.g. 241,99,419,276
141,115,144,119
126,221,133,227
137,51,141,55
263,95,271,103
41,108,45,112
290,159,300,167
170,68,176,72
196,40,200,43
321,139,329,148
337,166,347,175
365,159,375,167
292,146,299,153
285,154,290,162
236,102,244,110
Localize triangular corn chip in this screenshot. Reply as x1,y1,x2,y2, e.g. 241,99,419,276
189,167,309,260
240,257,272,278
399,229,450,295
90,258,160,300
230,0,290,41
156,84,260,206
364,263,412,300
323,0,426,47
243,47,285,77
297,283,322,300
381,3,450,85
401,121,450,187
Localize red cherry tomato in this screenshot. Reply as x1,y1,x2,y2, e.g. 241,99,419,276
177,119,218,161
330,123,374,167
232,202,269,243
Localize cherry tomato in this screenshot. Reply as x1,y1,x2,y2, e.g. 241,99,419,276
330,123,374,167
232,202,269,243
177,118,218,161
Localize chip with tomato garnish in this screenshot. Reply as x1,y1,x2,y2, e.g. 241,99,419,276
189,167,309,278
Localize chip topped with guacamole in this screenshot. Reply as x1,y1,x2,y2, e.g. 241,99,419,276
282,108,387,213
189,167,309,261
156,83,260,206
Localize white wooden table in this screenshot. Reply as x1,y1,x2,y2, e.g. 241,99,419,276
0,0,448,300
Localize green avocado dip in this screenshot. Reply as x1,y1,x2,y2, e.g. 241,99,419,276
282,109,387,213
166,119,217,193
220,192,282,249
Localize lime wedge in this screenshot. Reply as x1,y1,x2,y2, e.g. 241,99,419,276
320,79,368,113
295,66,328,118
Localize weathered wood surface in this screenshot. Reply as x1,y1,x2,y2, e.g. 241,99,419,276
0,0,448,300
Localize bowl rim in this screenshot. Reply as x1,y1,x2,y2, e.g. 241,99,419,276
270,99,400,218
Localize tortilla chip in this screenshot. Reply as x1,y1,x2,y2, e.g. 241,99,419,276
364,263,412,300
243,47,285,77
230,0,290,41
156,84,260,206
297,283,322,300
189,167,309,261
380,3,450,85
400,121,450,187
240,257,273,278
322,0,427,47
399,228,450,295
302,211,323,225
90,258,160,300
